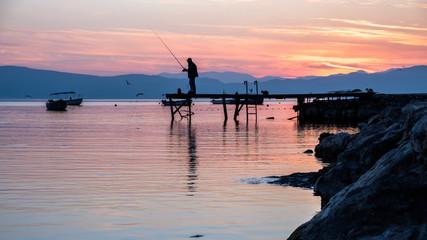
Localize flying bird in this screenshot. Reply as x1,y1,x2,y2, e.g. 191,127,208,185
126,80,131,85
136,93,144,97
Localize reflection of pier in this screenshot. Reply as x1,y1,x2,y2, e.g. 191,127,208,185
165,91,376,122
169,123,199,195
187,127,198,194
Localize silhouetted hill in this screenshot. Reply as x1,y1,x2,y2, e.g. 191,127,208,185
0,65,426,99
258,66,427,94
158,71,259,83
0,66,227,99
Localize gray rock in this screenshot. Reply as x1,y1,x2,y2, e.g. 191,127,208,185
299,142,427,240
318,132,334,142
268,172,320,189
314,107,409,204
314,132,354,160
289,101,427,240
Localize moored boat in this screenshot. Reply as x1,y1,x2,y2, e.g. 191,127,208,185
46,99,67,111
64,91,83,105
161,99,192,106
67,97,83,105
211,97,263,105
211,99,235,104
47,91,83,106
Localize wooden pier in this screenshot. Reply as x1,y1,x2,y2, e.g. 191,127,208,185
164,91,376,122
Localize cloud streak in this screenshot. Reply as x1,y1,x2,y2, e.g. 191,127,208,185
325,18,427,32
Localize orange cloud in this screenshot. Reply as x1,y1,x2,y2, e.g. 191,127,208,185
1,17,426,78
1,0,426,78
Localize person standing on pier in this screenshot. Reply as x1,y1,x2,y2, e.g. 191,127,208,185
182,58,198,94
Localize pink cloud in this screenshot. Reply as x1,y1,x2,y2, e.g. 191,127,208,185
1,19,426,78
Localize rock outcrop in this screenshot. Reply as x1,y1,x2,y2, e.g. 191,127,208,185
314,132,354,161
267,172,321,189
287,101,427,240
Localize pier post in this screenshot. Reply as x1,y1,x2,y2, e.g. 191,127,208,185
187,96,192,123
245,97,249,123
244,81,248,123
234,93,240,121
169,97,175,121
222,96,228,121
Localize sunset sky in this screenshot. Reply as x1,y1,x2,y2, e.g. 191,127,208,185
1,0,426,78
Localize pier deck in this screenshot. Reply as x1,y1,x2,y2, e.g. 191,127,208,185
165,92,373,100
164,92,375,122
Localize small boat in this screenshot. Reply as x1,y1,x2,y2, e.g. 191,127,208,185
46,91,83,110
211,99,235,104
67,96,83,105
65,91,83,105
48,91,83,106
46,99,67,111
211,97,263,105
161,99,192,106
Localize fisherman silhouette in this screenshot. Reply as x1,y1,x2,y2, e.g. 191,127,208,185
182,58,198,94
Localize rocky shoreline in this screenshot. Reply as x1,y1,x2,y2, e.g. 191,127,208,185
273,100,427,239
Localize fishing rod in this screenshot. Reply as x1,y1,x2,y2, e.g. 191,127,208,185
151,28,185,70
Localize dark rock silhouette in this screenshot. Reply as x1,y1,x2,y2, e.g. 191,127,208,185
314,132,354,160
286,101,427,240
267,172,320,189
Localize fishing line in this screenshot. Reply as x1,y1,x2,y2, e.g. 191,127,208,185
151,28,185,69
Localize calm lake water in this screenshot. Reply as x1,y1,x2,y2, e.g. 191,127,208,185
0,100,358,240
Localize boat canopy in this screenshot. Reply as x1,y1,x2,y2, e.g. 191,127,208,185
49,91,76,95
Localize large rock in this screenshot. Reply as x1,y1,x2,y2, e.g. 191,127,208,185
289,101,427,240
293,142,427,240
314,105,410,205
314,132,355,161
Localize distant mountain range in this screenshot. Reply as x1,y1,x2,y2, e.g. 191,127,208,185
0,65,426,99
158,71,283,83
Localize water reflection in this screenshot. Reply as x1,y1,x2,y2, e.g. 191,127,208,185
187,126,198,195
169,121,199,195
296,121,360,145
